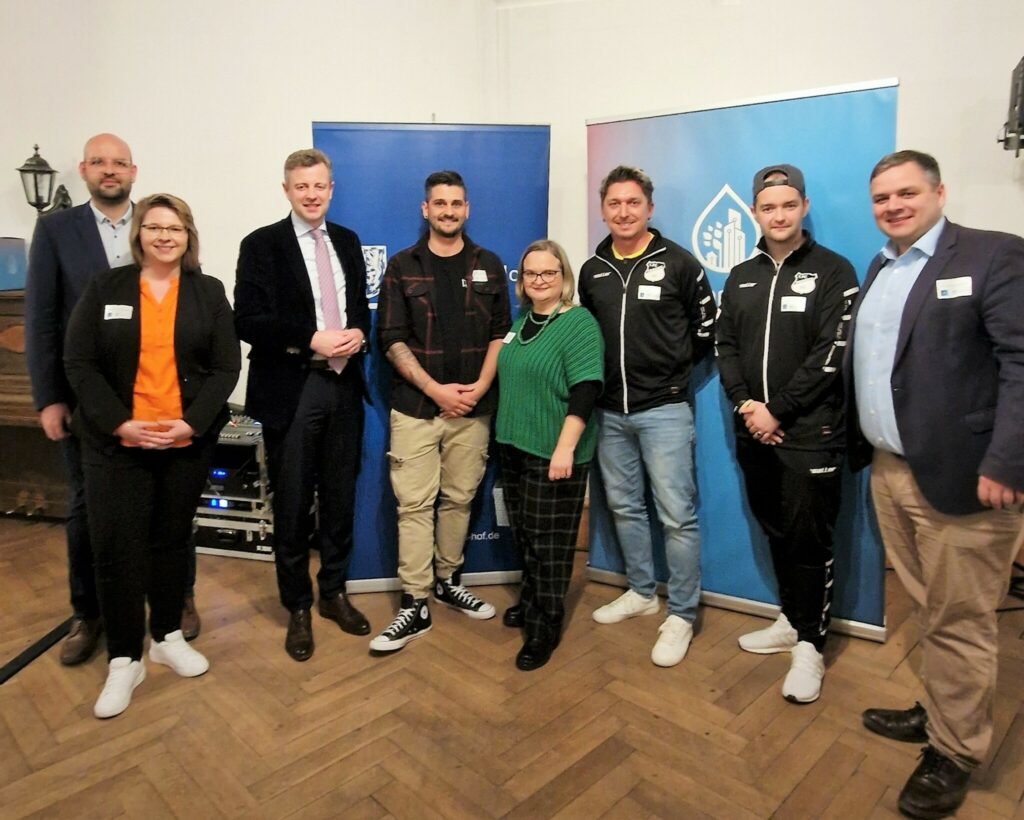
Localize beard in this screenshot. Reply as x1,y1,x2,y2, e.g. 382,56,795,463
87,180,131,204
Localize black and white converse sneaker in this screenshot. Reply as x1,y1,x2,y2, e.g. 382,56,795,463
434,572,496,620
369,594,432,652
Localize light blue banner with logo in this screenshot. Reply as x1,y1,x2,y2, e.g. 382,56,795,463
585,83,897,631
313,122,550,584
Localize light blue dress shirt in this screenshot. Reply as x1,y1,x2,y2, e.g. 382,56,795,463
853,217,947,454
89,201,133,268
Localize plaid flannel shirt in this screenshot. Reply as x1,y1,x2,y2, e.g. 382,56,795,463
377,235,511,419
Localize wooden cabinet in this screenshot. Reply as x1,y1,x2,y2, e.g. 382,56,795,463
0,290,67,518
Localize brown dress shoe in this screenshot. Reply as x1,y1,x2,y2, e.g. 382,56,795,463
60,616,103,666
181,597,201,641
285,609,314,662
318,592,371,635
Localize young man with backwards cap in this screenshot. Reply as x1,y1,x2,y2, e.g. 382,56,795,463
715,164,859,702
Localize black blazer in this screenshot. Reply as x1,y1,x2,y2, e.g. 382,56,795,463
64,265,241,453
233,215,370,430
25,202,114,410
845,221,1024,515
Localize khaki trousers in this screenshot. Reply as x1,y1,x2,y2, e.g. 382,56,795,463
870,450,1023,767
388,410,490,597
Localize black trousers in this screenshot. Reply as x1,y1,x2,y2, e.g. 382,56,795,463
263,367,363,612
63,434,197,620
498,445,589,643
737,442,842,651
82,438,215,661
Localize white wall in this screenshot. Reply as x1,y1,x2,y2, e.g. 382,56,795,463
2,0,1022,399
495,0,1024,266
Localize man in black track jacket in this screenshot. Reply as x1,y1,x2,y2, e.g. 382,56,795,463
715,164,859,704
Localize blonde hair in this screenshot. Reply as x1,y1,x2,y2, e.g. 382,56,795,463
516,239,576,309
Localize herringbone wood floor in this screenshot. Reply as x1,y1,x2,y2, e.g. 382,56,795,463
1,517,1022,819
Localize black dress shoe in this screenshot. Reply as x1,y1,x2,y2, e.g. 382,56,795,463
503,603,523,628
516,637,555,671
318,592,371,636
285,609,314,662
863,702,929,743
60,616,103,666
897,746,970,819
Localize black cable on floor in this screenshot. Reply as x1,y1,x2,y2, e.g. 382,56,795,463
0,618,70,685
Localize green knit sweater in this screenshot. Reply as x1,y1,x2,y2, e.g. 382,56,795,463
496,306,605,463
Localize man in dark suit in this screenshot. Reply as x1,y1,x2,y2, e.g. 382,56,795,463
234,148,372,662
25,133,138,664
847,150,1024,819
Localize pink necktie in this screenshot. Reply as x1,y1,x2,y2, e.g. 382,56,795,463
311,228,346,373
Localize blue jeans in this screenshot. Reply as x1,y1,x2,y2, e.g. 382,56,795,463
596,402,700,621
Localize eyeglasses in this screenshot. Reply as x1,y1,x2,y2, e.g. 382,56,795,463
521,269,562,282
141,224,186,236
85,158,132,169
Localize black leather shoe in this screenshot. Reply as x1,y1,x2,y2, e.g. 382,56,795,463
516,637,555,671
318,592,371,636
285,609,314,661
503,603,523,628
897,746,970,819
60,616,103,666
863,702,929,743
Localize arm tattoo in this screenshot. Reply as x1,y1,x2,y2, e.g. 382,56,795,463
385,342,433,391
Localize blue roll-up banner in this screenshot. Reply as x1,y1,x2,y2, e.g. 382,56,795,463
585,82,897,637
312,122,550,589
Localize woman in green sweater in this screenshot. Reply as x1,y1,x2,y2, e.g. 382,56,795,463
496,239,604,671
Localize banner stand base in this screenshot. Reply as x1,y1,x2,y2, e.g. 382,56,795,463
346,570,523,595
587,566,886,643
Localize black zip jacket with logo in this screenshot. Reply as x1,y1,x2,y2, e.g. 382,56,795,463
579,229,716,414
715,233,859,451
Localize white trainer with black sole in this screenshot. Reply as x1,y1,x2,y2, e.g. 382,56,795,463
370,594,432,652
782,641,825,703
434,573,496,620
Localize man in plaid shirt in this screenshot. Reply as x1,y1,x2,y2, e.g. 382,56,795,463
371,170,511,652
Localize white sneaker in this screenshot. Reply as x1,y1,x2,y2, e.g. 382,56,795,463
94,658,145,719
592,589,660,624
149,630,210,677
651,615,694,667
782,641,825,703
738,612,799,654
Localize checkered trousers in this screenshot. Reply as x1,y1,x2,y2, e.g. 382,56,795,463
497,444,589,643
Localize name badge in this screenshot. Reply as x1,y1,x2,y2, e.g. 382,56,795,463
780,296,806,313
637,285,661,301
471,270,488,283
104,304,133,320
592,271,611,279
936,276,972,299
502,331,515,344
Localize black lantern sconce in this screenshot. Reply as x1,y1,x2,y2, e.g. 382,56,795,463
17,145,72,214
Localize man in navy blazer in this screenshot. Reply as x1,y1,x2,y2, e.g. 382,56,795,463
234,148,372,662
25,133,137,665
846,150,1024,819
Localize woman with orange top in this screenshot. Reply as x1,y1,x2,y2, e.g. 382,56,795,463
65,193,240,719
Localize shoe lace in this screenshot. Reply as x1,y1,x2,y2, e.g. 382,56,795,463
446,582,483,609
383,606,417,637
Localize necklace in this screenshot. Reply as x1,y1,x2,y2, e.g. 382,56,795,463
518,309,557,345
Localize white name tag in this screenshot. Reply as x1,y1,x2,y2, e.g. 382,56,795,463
637,285,661,301
104,304,133,320
780,296,806,313
502,331,515,344
593,271,611,279
936,276,972,299
472,270,488,283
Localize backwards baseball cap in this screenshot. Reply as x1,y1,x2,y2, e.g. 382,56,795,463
752,164,806,200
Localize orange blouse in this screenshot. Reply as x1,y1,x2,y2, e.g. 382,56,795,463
121,277,189,447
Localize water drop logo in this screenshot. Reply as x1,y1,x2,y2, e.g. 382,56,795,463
361,245,387,309
690,185,761,274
